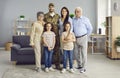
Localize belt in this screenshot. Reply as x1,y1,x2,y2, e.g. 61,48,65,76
76,34,87,38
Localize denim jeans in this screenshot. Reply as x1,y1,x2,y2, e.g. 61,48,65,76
63,50,73,69
44,47,53,68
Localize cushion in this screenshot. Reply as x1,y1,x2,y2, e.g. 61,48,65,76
17,47,34,55
13,36,31,48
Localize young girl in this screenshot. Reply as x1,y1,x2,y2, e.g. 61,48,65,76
42,22,56,72
61,22,76,73
30,11,44,72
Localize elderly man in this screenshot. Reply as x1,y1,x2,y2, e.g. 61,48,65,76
73,7,93,73
44,3,60,69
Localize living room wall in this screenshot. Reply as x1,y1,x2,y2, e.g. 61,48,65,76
111,0,120,16
0,0,96,47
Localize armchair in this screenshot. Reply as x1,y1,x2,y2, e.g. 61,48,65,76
11,35,35,64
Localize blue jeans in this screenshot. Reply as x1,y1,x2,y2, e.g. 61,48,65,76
44,47,53,68
63,50,73,69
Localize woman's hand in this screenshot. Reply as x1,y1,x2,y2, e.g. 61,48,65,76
31,45,35,48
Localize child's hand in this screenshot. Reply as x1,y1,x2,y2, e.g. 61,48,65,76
64,38,70,41
48,47,52,51
65,38,73,42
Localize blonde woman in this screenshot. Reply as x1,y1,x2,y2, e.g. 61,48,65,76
30,12,45,72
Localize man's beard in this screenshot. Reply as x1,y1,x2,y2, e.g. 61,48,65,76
49,10,54,13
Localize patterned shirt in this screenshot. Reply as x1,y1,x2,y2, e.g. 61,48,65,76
42,31,56,47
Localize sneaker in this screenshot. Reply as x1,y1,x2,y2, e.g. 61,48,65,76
69,69,74,73
45,68,49,72
73,67,77,71
80,68,86,73
35,67,41,72
61,69,66,73
49,67,55,71
76,66,83,69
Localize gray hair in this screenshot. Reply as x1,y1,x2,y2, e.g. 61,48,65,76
37,11,44,18
75,7,83,13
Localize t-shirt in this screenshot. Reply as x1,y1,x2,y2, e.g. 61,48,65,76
62,32,75,50
42,31,55,47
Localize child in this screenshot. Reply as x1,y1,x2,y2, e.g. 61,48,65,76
42,22,56,72
61,22,76,73
30,11,44,72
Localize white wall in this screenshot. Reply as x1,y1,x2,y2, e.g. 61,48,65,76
111,0,120,16
0,0,96,47
96,0,108,35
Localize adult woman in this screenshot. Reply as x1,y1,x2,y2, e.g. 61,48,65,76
59,6,73,36
30,12,45,72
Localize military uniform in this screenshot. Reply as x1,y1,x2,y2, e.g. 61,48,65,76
30,21,43,68
44,12,61,69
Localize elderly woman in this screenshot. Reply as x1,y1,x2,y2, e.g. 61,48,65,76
30,11,45,72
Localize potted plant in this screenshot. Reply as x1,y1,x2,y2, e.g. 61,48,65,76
69,14,74,18
115,36,120,52
20,15,25,20
101,21,106,27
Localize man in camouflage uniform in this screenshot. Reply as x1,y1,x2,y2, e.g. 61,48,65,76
44,3,60,69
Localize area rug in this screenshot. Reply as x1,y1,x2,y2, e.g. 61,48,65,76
2,68,88,78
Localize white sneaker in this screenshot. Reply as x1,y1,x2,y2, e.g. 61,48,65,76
80,68,86,73
73,67,77,71
61,69,66,73
35,67,41,72
49,67,55,71
69,69,75,73
45,68,49,72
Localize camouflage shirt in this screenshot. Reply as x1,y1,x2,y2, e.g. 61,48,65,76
44,12,60,35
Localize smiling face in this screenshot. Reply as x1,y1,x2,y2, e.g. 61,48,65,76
65,23,71,32
62,8,67,17
46,23,52,31
49,6,55,13
37,14,44,21
75,7,82,18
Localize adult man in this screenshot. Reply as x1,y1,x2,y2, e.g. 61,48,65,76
73,7,93,73
44,3,60,69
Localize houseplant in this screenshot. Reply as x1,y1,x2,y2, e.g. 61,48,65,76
20,15,25,20
69,14,74,18
101,21,106,27
115,36,120,52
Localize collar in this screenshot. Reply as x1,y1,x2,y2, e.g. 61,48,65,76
75,16,83,20
49,12,55,17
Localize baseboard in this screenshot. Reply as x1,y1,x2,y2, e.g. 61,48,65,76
0,47,5,50
107,56,120,60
